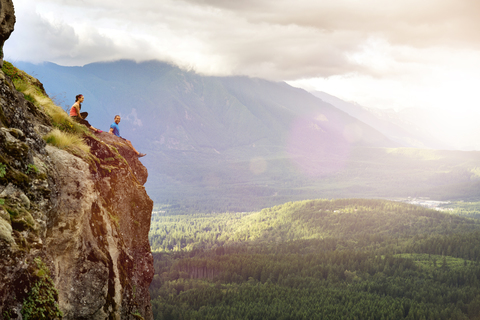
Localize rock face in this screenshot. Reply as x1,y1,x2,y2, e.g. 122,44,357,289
0,0,15,65
0,59,153,320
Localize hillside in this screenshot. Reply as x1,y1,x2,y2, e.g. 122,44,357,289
149,199,480,252
14,60,480,213
148,199,480,319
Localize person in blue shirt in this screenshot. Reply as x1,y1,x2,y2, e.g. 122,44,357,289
108,115,146,158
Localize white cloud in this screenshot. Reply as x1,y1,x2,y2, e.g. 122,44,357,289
9,0,478,78
4,0,480,149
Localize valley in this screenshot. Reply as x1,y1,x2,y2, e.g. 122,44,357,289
148,199,480,320
149,145,480,214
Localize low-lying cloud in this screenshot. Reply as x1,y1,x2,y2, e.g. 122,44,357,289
7,0,480,81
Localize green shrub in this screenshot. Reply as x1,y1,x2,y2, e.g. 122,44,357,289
25,164,38,175
0,163,5,178
22,257,63,320
2,61,20,81
23,93,36,104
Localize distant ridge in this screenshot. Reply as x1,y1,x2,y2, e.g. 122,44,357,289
311,91,453,149
16,60,396,151
13,60,480,212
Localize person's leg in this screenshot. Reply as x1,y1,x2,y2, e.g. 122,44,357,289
126,139,139,154
89,125,102,133
81,118,101,132
125,139,146,157
72,116,100,133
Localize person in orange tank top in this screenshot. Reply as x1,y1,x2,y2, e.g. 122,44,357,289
70,94,102,133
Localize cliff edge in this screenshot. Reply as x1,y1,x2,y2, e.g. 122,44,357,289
0,65,154,319
0,3,154,317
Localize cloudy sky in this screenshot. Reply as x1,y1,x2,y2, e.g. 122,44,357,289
5,0,480,148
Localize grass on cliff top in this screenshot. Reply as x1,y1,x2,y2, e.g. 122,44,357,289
2,61,90,154
43,129,91,154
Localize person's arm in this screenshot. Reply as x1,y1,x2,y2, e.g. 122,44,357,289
108,127,114,135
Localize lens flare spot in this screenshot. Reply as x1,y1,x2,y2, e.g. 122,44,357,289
315,114,329,122
287,116,351,177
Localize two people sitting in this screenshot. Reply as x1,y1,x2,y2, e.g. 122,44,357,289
70,94,146,158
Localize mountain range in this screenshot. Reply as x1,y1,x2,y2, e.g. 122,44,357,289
13,60,480,212
311,91,480,151
310,91,453,149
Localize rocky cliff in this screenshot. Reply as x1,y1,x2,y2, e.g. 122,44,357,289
0,0,14,66
0,2,154,318
0,66,154,320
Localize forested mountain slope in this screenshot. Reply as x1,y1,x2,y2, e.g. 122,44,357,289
150,199,479,252
149,199,480,319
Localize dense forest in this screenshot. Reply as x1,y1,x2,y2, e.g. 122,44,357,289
149,199,480,319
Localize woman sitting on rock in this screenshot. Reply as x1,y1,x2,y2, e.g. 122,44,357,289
69,94,102,133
